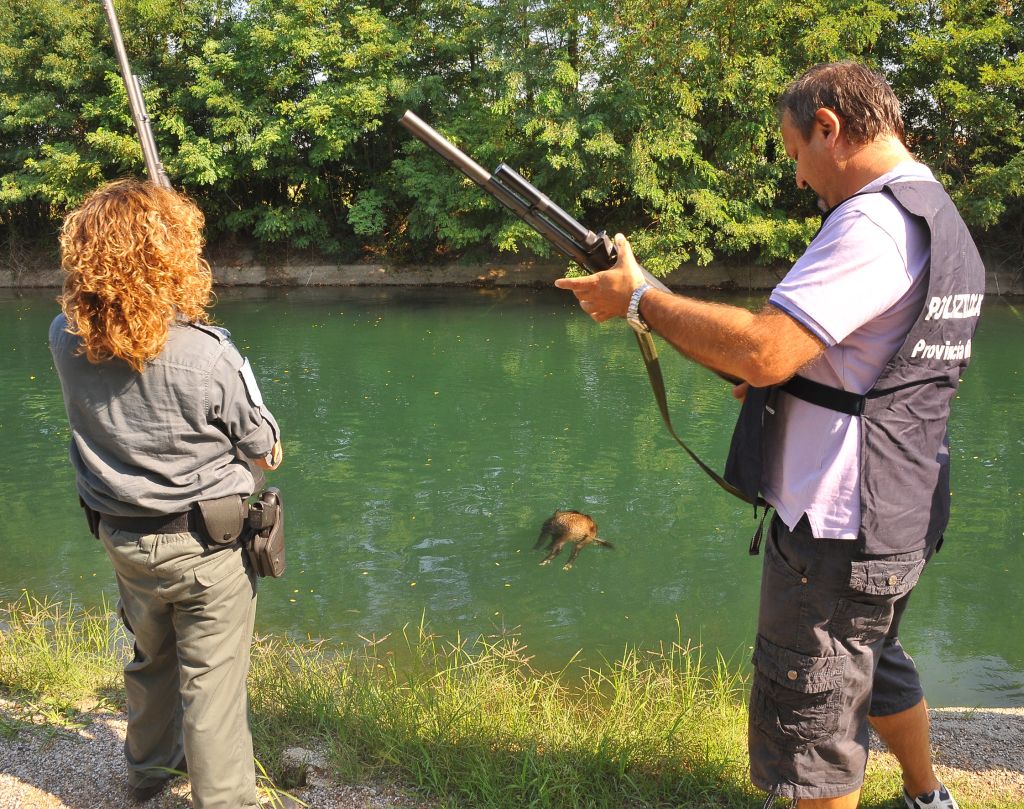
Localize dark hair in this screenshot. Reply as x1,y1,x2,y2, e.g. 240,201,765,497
778,61,904,145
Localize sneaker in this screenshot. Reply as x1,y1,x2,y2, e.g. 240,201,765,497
903,783,960,809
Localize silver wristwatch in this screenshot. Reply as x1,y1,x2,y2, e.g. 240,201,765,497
626,282,652,334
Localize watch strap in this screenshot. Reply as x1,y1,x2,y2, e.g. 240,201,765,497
627,282,652,333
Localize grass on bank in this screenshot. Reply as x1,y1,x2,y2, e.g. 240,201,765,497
246,618,756,808
0,596,1011,809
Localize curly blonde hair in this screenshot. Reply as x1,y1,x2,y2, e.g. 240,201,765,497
59,179,213,373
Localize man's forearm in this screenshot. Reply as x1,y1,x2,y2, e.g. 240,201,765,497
552,233,825,385
638,291,823,387
639,290,761,382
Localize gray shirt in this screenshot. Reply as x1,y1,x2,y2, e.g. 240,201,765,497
50,314,281,517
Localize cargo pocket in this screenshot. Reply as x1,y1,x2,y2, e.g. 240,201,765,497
194,547,243,587
750,635,845,750
848,558,925,596
828,598,891,644
828,558,925,645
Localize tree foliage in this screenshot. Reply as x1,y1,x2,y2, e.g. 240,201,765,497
1,0,1021,271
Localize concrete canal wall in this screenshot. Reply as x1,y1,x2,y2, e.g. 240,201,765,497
3,253,1022,295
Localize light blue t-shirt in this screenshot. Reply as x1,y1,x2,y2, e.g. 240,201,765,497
762,161,936,538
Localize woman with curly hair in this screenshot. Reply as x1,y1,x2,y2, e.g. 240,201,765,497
49,178,283,808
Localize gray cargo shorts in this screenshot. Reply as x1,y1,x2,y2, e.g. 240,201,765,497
748,515,933,801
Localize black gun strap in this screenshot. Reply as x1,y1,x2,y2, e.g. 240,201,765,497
634,331,765,507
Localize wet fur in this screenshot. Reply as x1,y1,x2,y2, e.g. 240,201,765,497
534,510,613,570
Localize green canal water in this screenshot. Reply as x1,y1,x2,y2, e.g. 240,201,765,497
1,286,1021,707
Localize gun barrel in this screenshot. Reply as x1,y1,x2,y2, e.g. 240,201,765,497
400,111,608,270
399,110,672,291
101,0,170,188
399,111,492,187
492,164,599,252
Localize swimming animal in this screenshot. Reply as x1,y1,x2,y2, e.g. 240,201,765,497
534,510,613,570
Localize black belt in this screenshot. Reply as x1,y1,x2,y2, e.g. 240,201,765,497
100,509,197,534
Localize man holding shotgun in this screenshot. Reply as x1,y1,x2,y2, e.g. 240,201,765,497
557,62,983,809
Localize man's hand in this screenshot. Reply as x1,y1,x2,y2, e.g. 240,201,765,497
557,234,826,387
554,234,646,321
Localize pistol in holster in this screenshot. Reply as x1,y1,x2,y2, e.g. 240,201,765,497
245,487,285,578
196,493,285,578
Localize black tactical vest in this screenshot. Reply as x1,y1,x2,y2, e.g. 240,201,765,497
724,181,985,555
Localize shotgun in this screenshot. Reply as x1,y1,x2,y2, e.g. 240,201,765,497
399,110,673,290
399,111,752,504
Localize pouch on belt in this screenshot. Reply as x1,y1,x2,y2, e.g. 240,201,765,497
246,487,285,578
197,495,247,545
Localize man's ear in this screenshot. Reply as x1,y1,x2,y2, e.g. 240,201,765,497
814,107,843,145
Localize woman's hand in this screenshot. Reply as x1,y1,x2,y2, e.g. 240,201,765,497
254,440,283,470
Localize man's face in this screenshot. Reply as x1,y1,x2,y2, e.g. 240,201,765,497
780,110,831,212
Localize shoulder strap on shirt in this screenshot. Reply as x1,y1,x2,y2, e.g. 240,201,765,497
188,322,230,342
813,189,885,236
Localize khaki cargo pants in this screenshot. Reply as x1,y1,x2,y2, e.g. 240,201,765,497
100,524,259,809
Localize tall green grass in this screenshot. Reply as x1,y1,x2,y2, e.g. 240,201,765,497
0,594,124,713
248,619,756,808
2,597,1017,809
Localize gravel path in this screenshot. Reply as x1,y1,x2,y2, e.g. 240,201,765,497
0,699,430,809
868,706,1024,804
1,699,1020,807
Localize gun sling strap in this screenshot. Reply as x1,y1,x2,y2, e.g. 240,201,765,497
634,331,777,554
633,330,764,508
639,329,946,495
